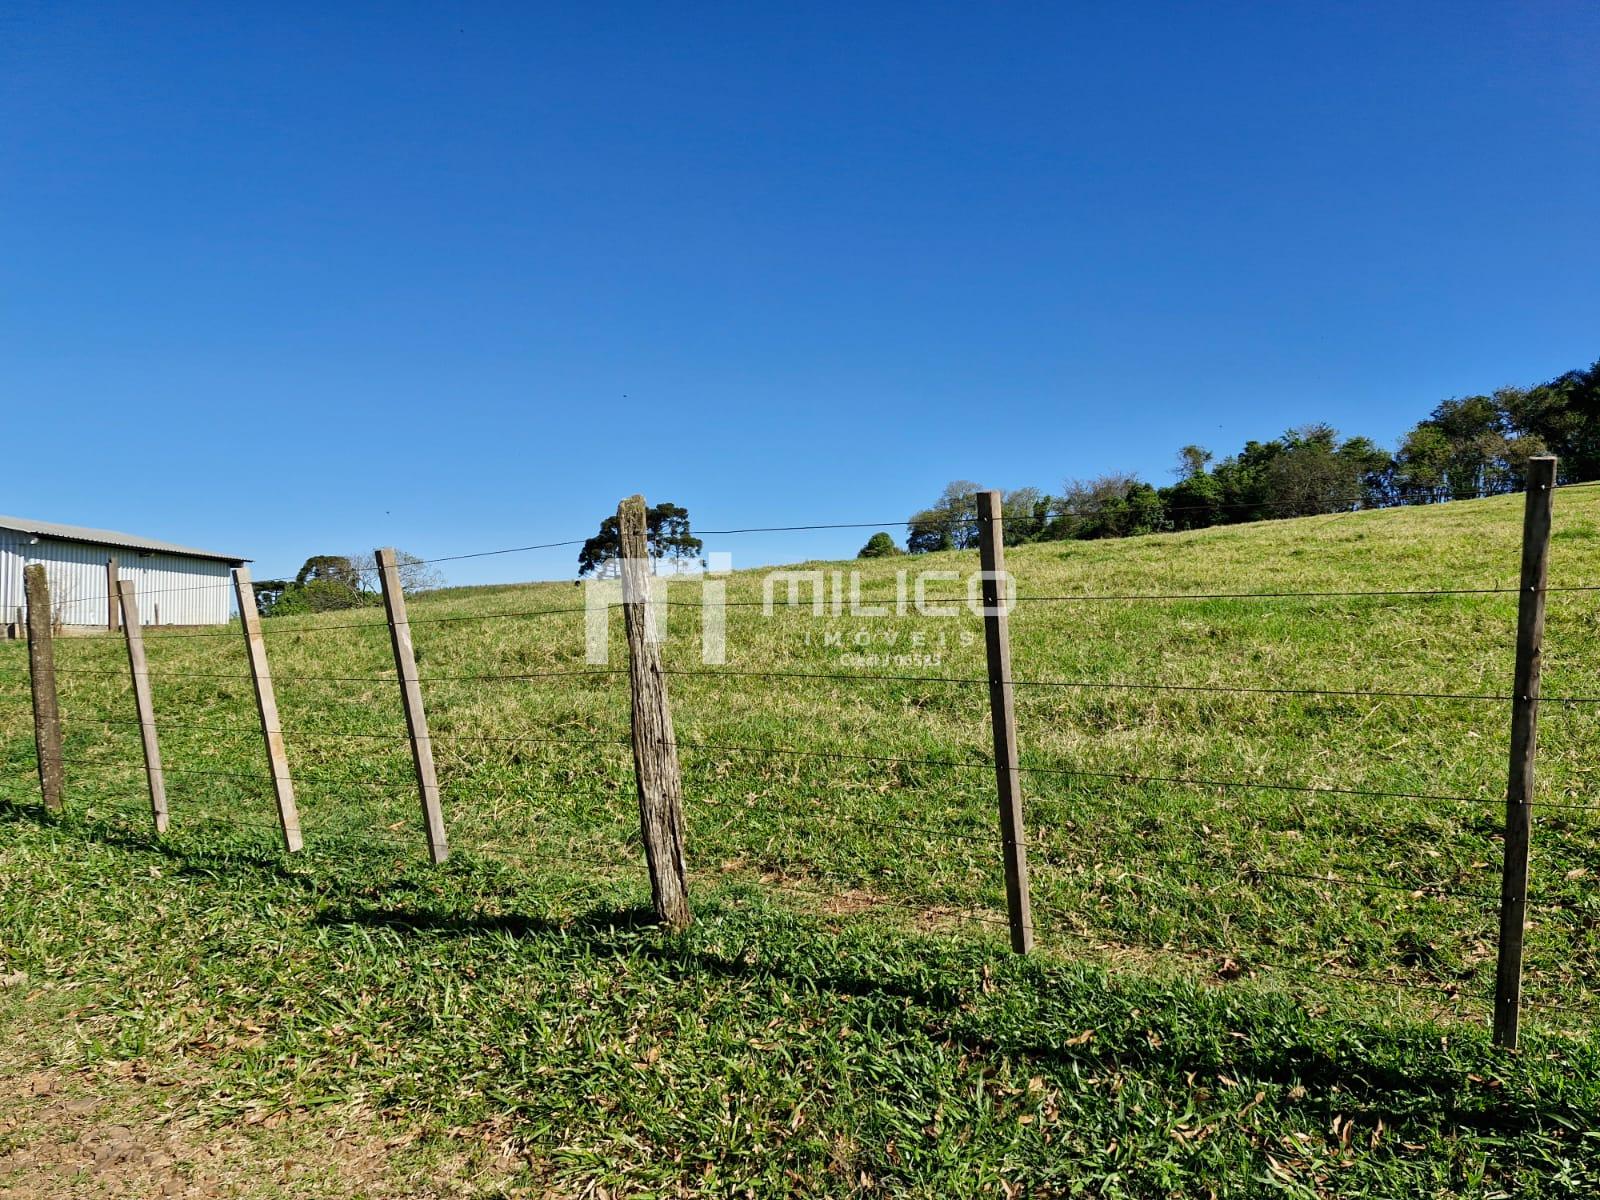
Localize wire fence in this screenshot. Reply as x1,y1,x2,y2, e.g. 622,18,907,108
3,477,1600,1043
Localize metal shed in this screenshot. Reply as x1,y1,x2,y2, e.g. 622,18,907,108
0,515,246,628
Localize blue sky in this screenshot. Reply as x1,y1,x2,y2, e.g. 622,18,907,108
4,2,1597,583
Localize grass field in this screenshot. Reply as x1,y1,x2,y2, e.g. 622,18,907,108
3,490,1600,1196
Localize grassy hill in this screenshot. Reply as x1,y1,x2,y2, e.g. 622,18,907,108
3,490,1600,1196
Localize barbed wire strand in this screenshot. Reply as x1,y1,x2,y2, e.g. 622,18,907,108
54,753,633,800
21,474,1600,620
27,700,1600,814
48,577,1600,645
38,659,1600,707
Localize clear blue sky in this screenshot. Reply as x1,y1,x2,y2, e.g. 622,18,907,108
4,2,1597,583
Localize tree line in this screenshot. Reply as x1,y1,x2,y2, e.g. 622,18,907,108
860,357,1600,554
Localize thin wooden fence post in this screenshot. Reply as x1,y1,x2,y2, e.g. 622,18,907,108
117,580,168,834
23,566,64,811
618,495,691,930
232,567,303,853
976,491,1035,954
106,557,120,632
375,547,448,865
1493,455,1557,1048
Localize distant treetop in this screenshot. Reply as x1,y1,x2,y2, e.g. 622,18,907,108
578,502,704,577
857,531,903,558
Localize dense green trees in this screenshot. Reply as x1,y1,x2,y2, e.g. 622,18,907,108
1391,394,1546,502
892,356,1598,553
906,481,985,553
255,551,442,617
1509,361,1600,481
253,555,365,616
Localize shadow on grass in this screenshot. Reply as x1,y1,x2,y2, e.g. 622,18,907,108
0,797,310,883
312,894,962,1005
314,900,661,940
2,796,1580,1139
306,893,1559,1137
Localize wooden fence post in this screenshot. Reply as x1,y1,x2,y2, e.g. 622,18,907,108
117,580,168,834
618,495,691,930
232,567,303,853
106,557,120,632
23,566,64,811
375,547,448,865
976,491,1035,954
1493,455,1557,1048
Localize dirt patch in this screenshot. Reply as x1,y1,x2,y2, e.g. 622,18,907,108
668,863,1004,936
0,1065,524,1199
814,888,883,917
0,968,544,1199
752,873,1003,933
818,889,986,933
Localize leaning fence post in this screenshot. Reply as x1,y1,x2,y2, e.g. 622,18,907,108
375,547,448,865
1493,455,1557,1048
232,567,303,853
23,566,64,811
976,491,1035,954
618,495,692,930
117,580,168,834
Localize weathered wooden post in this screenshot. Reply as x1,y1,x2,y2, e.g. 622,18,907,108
1493,456,1557,1048
232,567,303,853
106,557,120,632
23,566,64,811
117,580,168,833
976,491,1035,953
618,495,691,930
375,546,448,864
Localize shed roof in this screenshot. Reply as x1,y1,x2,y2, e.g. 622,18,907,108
0,514,246,564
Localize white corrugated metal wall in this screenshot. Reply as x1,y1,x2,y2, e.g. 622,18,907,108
0,531,234,626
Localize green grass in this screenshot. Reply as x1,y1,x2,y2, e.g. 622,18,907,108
3,490,1600,1195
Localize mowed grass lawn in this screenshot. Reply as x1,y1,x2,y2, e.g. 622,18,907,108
3,489,1600,1196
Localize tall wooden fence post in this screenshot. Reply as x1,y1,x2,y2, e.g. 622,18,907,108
232,567,303,853
1493,455,1557,1048
106,557,120,632
376,547,448,865
117,580,168,834
23,566,64,811
976,491,1035,953
619,494,692,930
